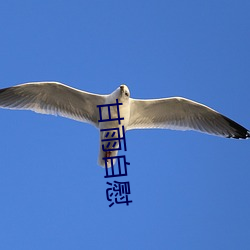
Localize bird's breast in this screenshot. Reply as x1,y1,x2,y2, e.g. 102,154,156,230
98,100,130,137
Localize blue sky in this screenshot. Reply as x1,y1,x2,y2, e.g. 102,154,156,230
0,1,249,249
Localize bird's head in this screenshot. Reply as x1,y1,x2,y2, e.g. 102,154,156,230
119,84,130,99
109,84,130,104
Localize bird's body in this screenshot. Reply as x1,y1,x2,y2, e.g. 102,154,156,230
0,82,249,167
97,87,131,167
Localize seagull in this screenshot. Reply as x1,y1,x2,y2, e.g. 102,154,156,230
0,82,249,167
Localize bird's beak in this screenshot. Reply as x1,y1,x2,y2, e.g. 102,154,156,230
120,85,124,93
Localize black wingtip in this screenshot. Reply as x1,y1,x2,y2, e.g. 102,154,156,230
222,115,250,139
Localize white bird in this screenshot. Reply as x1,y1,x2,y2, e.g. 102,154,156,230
0,82,249,167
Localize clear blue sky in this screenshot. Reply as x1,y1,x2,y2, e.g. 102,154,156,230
0,1,249,249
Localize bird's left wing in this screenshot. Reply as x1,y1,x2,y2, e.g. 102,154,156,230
0,82,106,127
128,97,249,139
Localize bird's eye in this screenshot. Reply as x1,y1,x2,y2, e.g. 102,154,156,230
125,92,129,97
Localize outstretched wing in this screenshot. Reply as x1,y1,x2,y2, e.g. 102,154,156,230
0,82,106,127
128,97,249,139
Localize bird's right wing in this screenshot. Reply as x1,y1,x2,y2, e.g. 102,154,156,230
128,97,249,139
0,82,106,127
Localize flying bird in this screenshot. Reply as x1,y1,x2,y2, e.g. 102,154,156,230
0,82,249,167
